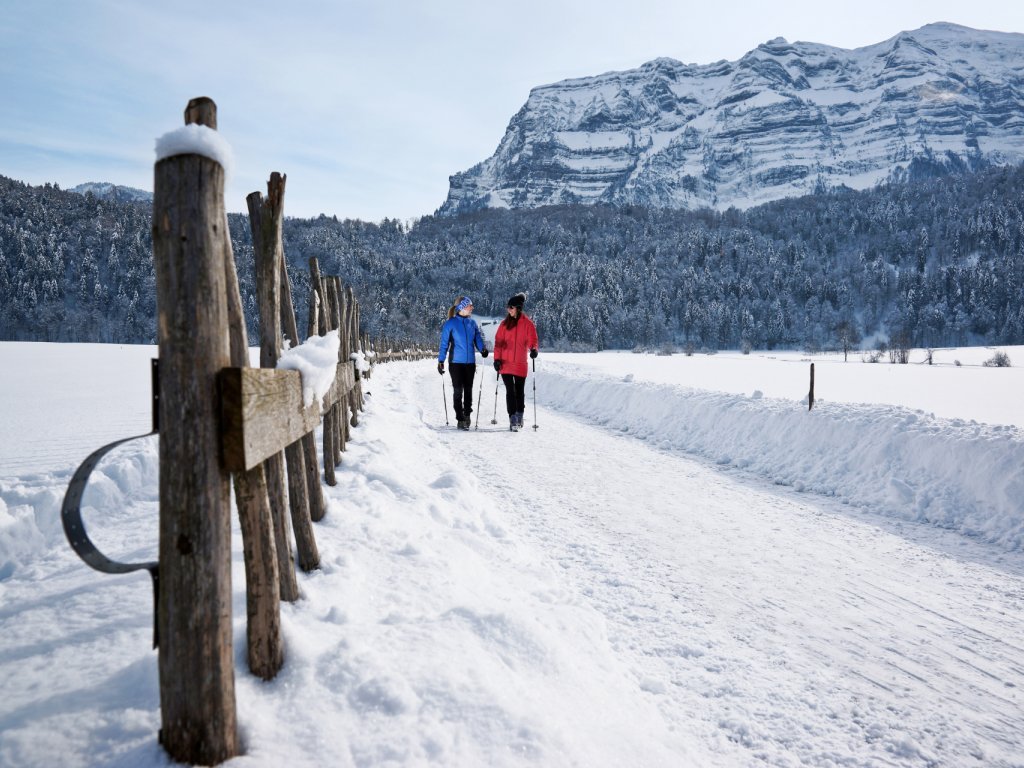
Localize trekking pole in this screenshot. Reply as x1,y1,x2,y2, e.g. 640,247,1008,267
442,377,449,426
490,371,500,425
532,357,538,431
474,366,484,430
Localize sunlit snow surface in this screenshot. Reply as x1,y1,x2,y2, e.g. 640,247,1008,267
1,342,1023,766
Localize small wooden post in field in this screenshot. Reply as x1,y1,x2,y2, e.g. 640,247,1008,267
152,96,239,764
808,362,815,411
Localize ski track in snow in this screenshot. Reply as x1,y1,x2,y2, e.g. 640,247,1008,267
408,363,1024,767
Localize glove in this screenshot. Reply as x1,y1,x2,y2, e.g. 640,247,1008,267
530,348,538,359
493,360,502,372
437,362,445,375
481,347,489,358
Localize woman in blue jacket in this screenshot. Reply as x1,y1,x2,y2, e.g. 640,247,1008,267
438,296,489,430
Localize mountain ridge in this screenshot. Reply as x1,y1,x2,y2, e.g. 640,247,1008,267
70,182,152,204
439,22,1024,216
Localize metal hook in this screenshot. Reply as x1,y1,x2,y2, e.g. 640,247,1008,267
60,359,161,647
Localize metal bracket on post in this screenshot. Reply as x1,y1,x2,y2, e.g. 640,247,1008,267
61,432,160,647
60,361,161,647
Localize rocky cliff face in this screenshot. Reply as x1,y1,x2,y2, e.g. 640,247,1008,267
438,23,1024,215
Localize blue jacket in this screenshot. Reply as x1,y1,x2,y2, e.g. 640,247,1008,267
438,315,486,364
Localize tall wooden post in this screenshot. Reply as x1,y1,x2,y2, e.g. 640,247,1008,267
330,279,349,454
248,178,301,602
152,96,239,764
280,259,323,528
306,273,320,342
808,362,815,411
346,284,365,421
312,261,329,338
310,259,337,486
249,176,319,574
222,191,283,679
302,279,328,517
281,261,327,523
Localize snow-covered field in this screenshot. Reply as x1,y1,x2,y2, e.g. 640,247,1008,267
1,341,1023,767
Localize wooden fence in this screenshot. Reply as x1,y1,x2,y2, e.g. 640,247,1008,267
63,97,431,765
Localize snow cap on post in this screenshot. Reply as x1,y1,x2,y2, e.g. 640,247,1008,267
155,97,233,177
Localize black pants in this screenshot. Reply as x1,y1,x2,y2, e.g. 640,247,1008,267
501,373,526,415
449,363,476,420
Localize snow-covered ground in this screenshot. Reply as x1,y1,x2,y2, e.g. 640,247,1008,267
1,342,1023,767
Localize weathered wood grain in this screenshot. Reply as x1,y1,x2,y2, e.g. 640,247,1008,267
345,283,364,424
152,97,239,765
281,256,326,525
249,173,318,574
248,176,301,602
329,279,349,455
262,451,297,601
220,367,322,471
223,204,283,681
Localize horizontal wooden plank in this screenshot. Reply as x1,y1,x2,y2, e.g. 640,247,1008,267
324,362,355,410
220,367,325,471
219,359,372,471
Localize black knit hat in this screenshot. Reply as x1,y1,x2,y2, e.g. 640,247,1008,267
507,292,527,309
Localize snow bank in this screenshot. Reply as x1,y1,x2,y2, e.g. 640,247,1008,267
277,330,340,407
541,364,1024,550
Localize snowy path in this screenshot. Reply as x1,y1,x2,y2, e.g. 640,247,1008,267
411,363,1024,766
2,355,1024,767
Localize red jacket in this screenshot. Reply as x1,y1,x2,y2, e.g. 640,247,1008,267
494,314,538,378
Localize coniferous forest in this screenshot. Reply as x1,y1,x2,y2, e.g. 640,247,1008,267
2,164,1023,351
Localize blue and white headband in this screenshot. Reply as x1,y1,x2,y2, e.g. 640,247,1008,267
456,297,473,312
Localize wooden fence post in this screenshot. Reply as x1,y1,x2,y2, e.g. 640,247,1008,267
152,96,239,764
303,262,331,507
223,225,284,680
808,362,815,411
306,262,321,342
249,175,319,573
305,261,335,492
328,278,348,457
312,260,338,486
247,179,301,601
281,262,327,523
347,284,365,420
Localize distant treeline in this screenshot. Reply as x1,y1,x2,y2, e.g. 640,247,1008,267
2,166,1023,350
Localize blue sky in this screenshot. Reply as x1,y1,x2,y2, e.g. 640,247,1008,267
2,0,1023,222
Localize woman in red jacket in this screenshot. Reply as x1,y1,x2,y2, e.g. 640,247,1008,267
492,292,539,431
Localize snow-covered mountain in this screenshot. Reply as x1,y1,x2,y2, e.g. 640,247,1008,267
439,23,1024,215
71,182,152,203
